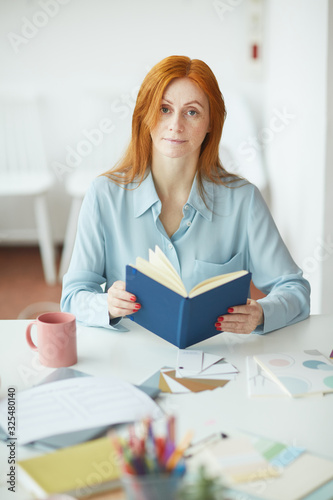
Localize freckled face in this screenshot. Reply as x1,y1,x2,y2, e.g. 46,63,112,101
150,77,211,162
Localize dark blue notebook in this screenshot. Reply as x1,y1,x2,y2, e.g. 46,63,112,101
126,265,251,349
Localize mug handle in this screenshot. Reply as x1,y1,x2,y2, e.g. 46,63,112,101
26,321,38,351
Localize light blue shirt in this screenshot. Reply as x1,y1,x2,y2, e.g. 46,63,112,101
61,172,310,334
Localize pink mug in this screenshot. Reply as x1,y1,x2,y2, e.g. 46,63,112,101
26,312,77,367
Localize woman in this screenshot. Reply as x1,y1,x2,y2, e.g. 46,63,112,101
61,55,310,335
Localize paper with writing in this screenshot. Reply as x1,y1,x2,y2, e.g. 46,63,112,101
0,375,162,445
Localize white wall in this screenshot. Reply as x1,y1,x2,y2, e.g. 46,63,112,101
0,0,264,243
321,2,333,313
0,0,332,313
264,0,329,313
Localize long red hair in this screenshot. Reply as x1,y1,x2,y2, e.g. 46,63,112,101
103,55,239,194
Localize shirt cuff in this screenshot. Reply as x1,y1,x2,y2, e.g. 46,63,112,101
109,315,123,327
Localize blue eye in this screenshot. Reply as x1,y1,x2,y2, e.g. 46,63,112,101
161,107,169,114
187,110,197,116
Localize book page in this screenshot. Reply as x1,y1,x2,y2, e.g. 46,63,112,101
132,247,248,298
189,270,249,298
134,246,187,296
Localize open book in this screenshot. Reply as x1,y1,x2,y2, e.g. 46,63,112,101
134,245,249,298
126,246,251,348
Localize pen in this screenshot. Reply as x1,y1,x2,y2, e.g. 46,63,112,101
167,415,175,444
109,434,137,475
184,431,228,458
163,414,176,463
145,418,160,473
155,436,166,466
166,430,194,471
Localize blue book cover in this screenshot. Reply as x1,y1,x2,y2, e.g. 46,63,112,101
126,265,251,349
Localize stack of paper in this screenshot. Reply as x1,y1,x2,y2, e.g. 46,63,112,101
247,350,333,398
0,375,163,445
159,350,238,393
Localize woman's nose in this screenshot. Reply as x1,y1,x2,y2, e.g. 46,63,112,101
169,112,184,132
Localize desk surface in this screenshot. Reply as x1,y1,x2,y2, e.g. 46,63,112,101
1,315,333,499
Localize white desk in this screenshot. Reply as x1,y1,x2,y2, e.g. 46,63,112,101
1,315,333,499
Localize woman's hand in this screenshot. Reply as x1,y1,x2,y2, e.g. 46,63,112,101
107,280,141,320
215,299,264,334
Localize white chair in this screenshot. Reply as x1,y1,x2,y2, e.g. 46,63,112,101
58,92,131,280
0,93,57,284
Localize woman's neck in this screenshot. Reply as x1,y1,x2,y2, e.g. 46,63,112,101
151,151,197,202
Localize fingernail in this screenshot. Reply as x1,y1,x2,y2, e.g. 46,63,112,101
134,304,141,310
130,295,136,302
228,307,234,313
218,316,224,321
215,322,221,328
216,325,222,331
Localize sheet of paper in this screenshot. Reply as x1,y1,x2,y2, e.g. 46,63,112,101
195,373,238,381
189,436,278,484
177,349,203,373
251,435,305,468
162,373,191,393
176,361,238,379
200,361,238,376
202,352,224,371
0,375,163,445
253,350,333,397
246,356,285,397
234,453,333,500
177,351,226,378
159,369,229,393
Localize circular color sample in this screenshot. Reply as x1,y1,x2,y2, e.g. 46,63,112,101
303,360,333,371
266,354,295,368
279,376,310,394
269,359,290,367
323,376,333,389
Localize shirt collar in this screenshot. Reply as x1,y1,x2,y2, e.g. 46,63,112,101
133,170,214,220
133,171,160,218
187,175,214,221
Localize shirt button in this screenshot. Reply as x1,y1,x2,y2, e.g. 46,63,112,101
184,205,189,210
186,221,191,227
168,243,173,250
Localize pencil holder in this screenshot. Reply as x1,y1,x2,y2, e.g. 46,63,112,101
120,471,183,500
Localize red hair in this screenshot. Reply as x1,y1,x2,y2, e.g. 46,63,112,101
103,55,239,194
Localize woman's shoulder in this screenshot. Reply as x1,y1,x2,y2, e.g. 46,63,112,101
88,174,130,196
213,176,259,197
90,174,120,189
211,177,268,213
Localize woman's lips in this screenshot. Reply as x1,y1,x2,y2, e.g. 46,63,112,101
164,138,187,144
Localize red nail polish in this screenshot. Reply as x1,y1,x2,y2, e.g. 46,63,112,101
134,304,141,310
130,296,136,302
218,316,224,321
228,307,234,313
215,322,220,328
216,326,222,331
